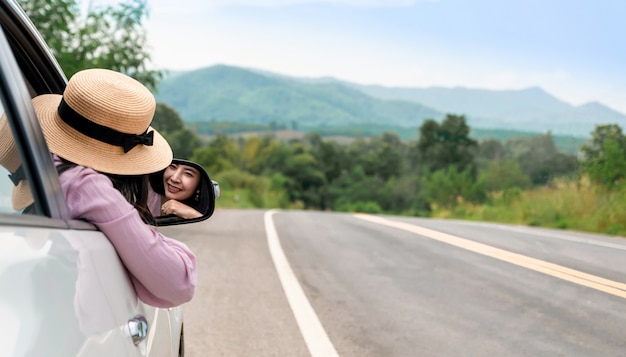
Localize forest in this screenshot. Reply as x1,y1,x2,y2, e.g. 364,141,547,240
153,102,626,237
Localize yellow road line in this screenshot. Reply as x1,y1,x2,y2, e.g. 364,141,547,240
353,214,626,299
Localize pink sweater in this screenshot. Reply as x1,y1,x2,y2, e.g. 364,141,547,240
56,161,197,308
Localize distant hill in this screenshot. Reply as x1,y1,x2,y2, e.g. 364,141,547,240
154,65,442,129
154,64,626,138
347,84,626,137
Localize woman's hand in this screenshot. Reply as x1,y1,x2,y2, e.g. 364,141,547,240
161,199,203,219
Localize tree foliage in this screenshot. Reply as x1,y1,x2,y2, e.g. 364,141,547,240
184,114,598,216
328,167,386,212
422,166,486,208
348,132,405,181
153,102,185,133
479,160,530,192
166,129,201,160
151,102,201,159
504,133,578,185
477,138,505,166
19,0,162,90
580,124,626,188
191,134,240,175
414,114,478,175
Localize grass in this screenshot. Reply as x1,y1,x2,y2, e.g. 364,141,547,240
432,177,626,237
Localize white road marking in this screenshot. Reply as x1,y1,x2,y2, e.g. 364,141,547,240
264,210,339,357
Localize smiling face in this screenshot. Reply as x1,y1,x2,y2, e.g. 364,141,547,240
163,163,201,201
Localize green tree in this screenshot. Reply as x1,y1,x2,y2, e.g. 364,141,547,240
152,102,202,159
414,114,478,175
476,138,505,169
422,166,486,208
328,167,386,212
380,175,420,213
306,133,351,210
191,134,240,174
582,139,626,188
506,133,578,185
479,160,531,192
580,124,626,161
166,129,201,160
239,137,293,177
580,124,626,187
278,143,325,208
152,102,185,134
307,133,349,184
346,133,405,181
19,0,162,90
369,132,405,180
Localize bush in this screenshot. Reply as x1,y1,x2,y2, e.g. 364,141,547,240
336,201,382,214
605,224,626,236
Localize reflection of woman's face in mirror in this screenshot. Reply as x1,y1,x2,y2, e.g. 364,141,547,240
163,163,201,202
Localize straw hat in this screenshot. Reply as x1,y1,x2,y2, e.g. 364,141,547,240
33,68,172,175
0,115,33,211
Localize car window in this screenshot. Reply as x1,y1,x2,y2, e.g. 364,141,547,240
0,103,38,216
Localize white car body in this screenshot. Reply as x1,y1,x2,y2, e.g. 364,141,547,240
0,226,184,356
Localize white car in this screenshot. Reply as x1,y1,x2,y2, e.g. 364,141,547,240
0,1,210,355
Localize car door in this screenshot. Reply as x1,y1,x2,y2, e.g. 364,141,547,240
0,1,179,356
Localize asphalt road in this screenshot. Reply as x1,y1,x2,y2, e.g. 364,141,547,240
160,209,626,357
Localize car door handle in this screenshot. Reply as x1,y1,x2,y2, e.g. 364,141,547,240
127,315,149,345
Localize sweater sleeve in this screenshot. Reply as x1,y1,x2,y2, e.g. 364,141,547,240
59,165,197,308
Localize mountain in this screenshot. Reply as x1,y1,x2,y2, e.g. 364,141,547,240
154,65,442,129
154,65,626,137
347,84,626,136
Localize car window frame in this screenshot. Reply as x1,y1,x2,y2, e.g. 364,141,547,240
0,0,87,229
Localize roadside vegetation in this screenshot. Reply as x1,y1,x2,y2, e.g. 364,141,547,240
432,178,626,236
153,104,626,237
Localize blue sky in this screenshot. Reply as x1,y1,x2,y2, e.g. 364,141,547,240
140,0,626,115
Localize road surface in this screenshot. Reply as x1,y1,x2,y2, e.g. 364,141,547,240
160,209,626,357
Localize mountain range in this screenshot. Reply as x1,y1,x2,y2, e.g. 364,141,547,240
154,65,626,138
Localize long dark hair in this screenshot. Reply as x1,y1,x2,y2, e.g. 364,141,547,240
182,173,212,213
57,158,156,225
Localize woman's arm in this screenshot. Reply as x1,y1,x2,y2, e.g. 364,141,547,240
160,199,203,219
59,165,197,308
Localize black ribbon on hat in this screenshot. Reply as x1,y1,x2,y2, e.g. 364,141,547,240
57,98,154,153
123,130,154,153
8,165,25,186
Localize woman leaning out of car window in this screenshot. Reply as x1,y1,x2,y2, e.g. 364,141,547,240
30,68,197,308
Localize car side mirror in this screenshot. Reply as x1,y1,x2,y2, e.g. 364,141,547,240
149,159,218,226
